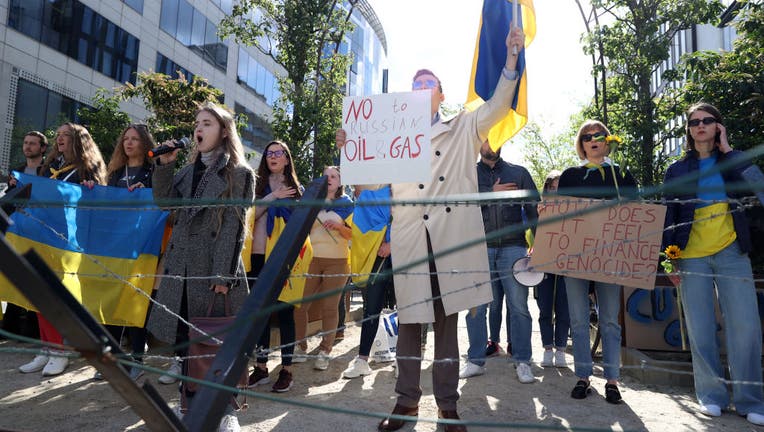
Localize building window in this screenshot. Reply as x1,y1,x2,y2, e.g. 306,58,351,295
156,52,193,81
122,0,143,14
159,0,228,72
235,103,272,154
10,79,89,168
236,48,279,105
7,0,140,84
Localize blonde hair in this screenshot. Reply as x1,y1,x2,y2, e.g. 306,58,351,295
44,123,107,184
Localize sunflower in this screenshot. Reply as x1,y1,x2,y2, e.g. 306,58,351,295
664,245,681,260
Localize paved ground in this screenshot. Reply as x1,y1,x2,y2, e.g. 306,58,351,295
0,295,760,432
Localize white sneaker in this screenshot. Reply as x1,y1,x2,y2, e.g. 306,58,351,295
343,357,372,378
292,347,308,363
314,350,330,371
541,350,554,367
218,414,240,432
698,403,722,417
19,353,49,373
459,361,486,379
747,413,764,426
158,358,181,384
554,350,568,368
516,362,535,384
42,352,69,376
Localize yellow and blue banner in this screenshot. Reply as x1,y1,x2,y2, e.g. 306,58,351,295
350,186,391,286
265,205,313,307
466,0,536,150
0,173,168,327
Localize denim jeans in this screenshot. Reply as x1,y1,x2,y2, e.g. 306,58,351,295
535,274,569,349
487,245,531,363
464,302,489,366
359,256,393,357
679,241,764,415
565,277,621,380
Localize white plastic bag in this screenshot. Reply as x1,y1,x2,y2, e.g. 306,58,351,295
371,310,398,363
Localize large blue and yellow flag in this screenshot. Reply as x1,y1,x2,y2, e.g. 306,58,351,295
0,173,168,327
265,204,313,307
350,186,391,287
466,0,536,150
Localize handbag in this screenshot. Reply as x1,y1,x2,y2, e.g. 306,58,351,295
183,292,248,409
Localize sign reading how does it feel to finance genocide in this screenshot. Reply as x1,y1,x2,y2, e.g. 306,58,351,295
530,199,667,290
340,91,431,185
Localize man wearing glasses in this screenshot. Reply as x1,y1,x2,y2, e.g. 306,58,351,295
337,25,525,432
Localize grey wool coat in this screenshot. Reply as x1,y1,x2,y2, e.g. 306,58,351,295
147,152,255,344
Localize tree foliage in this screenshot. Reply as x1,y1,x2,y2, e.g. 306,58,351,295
78,88,131,163
219,0,355,181
585,0,723,186
519,118,582,189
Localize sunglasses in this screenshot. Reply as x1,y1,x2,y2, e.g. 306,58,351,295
266,149,287,158
687,117,717,127
412,79,438,90
581,131,606,142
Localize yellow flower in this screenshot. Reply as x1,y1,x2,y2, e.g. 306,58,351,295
664,245,681,260
605,135,623,144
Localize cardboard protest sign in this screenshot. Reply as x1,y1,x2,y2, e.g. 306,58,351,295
530,199,667,289
340,91,431,185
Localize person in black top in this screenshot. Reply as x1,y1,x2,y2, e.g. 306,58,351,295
557,119,637,404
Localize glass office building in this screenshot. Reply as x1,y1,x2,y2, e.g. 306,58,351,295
0,0,387,173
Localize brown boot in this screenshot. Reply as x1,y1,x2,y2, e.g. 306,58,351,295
438,409,467,432
378,403,418,431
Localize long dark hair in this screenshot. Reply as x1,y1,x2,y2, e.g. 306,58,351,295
43,123,106,184
255,140,302,199
685,102,723,158
106,124,156,179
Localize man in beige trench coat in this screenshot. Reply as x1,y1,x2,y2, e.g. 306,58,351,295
337,24,525,432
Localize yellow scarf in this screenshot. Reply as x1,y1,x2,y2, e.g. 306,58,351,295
49,164,75,179
583,161,610,181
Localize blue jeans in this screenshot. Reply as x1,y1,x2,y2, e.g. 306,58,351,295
487,245,531,363
565,277,621,380
679,241,764,415
464,303,489,366
535,274,569,349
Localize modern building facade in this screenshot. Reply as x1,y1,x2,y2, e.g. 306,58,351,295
0,0,387,176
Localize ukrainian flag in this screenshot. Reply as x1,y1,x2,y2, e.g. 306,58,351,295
265,205,313,306
350,186,391,286
0,173,168,327
466,0,536,150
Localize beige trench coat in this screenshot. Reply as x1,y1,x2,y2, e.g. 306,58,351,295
391,73,519,324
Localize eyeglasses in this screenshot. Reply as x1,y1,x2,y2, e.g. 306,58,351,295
688,117,717,127
412,79,439,90
130,123,149,131
581,131,606,142
266,149,287,158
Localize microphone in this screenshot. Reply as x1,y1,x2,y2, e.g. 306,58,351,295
148,137,190,158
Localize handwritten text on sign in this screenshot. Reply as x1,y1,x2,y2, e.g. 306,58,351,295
341,91,431,185
529,200,667,289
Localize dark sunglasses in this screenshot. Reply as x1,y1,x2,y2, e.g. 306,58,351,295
581,131,606,142
266,149,287,158
687,117,717,127
412,79,438,90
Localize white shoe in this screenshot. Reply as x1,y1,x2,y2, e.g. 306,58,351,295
42,352,69,376
292,347,308,363
158,358,181,384
554,350,568,368
516,362,535,384
218,414,240,432
459,361,486,379
541,350,554,367
314,350,330,371
343,357,372,378
698,403,721,417
747,413,764,426
19,353,49,373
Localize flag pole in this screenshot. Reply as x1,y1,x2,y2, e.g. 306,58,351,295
512,0,519,56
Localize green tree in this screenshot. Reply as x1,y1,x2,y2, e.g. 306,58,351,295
675,0,764,161
78,88,131,163
219,0,356,181
584,0,723,186
519,118,582,189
